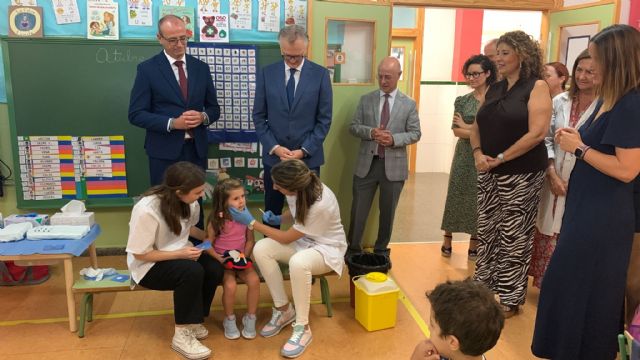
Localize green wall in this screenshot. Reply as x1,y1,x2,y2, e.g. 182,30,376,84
548,4,615,61
1,1,392,249
311,0,391,248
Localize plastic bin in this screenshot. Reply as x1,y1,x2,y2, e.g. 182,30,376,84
346,252,391,308
353,272,399,331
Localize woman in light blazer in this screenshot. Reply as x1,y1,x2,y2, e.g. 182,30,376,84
529,49,597,288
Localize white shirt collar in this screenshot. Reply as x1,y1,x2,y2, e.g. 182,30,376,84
380,88,399,99
285,58,305,73
164,50,186,65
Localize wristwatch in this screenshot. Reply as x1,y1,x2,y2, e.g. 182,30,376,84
497,153,505,163
574,144,591,160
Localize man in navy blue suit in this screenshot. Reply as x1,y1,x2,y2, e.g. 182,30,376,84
253,25,332,221
129,15,220,186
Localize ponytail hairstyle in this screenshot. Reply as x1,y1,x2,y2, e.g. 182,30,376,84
143,161,205,236
208,178,244,236
270,159,322,225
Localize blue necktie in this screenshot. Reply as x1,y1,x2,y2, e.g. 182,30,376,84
286,68,297,108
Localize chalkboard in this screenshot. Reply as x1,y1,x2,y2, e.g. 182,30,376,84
2,38,280,209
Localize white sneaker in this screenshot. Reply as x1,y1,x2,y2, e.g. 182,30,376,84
188,324,209,340
260,303,296,338
223,315,241,340
171,327,212,360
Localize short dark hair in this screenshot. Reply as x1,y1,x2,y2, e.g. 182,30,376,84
427,279,504,356
462,54,497,86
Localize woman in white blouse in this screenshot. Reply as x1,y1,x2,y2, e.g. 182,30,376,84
230,159,347,359
529,49,597,288
126,162,224,360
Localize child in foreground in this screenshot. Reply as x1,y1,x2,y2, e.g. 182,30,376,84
204,178,260,340
411,279,504,360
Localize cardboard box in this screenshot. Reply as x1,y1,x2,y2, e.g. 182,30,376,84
50,212,95,227
4,213,49,227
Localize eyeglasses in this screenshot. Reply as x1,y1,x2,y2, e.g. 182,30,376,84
281,54,305,62
161,35,188,45
464,71,486,79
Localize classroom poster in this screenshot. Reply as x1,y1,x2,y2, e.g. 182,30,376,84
163,0,184,5
51,0,81,24
198,12,229,43
258,0,280,33
127,0,152,26
198,0,220,13
160,5,195,40
8,6,44,38
11,0,38,5
87,0,119,40
285,0,306,28
230,0,252,30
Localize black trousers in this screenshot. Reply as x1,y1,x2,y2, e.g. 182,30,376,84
139,252,224,324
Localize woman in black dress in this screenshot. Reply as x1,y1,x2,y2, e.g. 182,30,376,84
532,24,640,360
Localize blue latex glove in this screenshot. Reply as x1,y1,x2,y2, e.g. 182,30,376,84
229,207,255,226
262,210,281,225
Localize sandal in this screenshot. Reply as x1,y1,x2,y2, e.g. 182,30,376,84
500,304,519,319
441,245,452,258
441,234,452,258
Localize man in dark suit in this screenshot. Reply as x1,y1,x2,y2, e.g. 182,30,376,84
347,57,421,257
129,15,220,186
253,25,332,221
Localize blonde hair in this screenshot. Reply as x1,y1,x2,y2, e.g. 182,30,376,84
590,24,640,112
498,31,544,80
270,160,322,225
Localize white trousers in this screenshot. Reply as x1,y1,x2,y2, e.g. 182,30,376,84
253,238,331,326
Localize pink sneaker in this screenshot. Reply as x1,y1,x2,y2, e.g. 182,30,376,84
281,323,312,358
260,303,296,338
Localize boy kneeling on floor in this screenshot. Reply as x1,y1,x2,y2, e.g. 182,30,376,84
411,279,504,360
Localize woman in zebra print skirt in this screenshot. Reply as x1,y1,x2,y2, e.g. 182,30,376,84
469,31,551,318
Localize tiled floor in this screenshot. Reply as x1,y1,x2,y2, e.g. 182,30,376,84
0,174,542,359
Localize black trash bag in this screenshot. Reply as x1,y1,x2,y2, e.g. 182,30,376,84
346,252,390,278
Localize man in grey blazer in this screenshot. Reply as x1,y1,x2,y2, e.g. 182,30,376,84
347,57,421,257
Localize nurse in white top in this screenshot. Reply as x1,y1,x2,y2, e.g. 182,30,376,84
230,159,347,359
126,162,224,360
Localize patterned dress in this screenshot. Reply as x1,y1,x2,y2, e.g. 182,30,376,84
441,92,479,236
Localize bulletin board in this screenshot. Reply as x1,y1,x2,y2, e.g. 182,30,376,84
2,38,281,209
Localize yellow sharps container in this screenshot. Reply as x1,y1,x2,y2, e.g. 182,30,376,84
353,272,399,331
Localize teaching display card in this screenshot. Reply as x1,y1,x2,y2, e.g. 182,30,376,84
51,0,81,25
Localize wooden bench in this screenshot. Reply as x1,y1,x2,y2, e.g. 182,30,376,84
72,266,335,338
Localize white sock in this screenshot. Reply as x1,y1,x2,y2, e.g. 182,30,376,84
226,314,236,320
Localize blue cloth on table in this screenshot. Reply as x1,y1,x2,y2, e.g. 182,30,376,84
0,225,101,256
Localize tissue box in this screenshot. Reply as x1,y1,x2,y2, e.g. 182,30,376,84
4,213,49,227
50,212,95,226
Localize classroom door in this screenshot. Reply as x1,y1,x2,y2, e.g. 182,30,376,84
310,0,392,248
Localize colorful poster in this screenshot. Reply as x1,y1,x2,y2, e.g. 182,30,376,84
163,0,184,5
199,12,229,43
51,0,81,24
258,0,280,33
87,0,119,40
230,0,252,30
198,0,220,13
12,0,38,5
127,0,152,26
161,5,195,40
285,0,306,28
